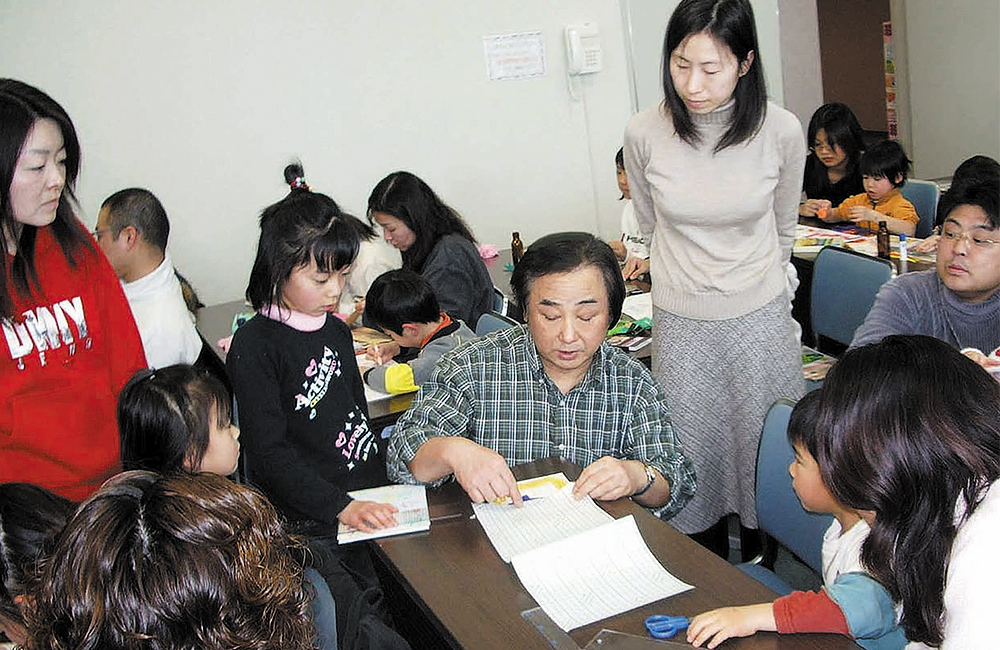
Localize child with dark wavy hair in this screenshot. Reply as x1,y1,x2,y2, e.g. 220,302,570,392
24,471,314,650
815,335,1000,648
0,483,74,647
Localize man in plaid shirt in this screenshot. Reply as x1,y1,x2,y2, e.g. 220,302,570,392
388,233,695,520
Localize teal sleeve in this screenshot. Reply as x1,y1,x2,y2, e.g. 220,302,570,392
826,572,907,650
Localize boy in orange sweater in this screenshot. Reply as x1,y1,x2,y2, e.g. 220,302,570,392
818,139,918,236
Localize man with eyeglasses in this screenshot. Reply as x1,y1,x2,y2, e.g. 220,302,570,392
852,174,999,374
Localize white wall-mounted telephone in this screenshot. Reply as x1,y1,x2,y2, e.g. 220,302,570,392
565,22,602,75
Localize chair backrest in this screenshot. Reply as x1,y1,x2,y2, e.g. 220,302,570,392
756,399,833,574
492,286,509,316
475,310,518,336
900,178,940,239
810,245,894,352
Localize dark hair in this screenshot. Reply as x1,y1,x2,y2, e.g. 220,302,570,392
859,139,911,188
0,484,74,633
100,187,170,251
660,0,766,152
806,103,864,168
246,163,370,311
364,269,441,335
25,471,313,650
511,232,625,325
118,365,233,474
615,147,625,169
785,389,823,459
937,155,999,229
815,335,1000,645
0,79,93,319
367,171,477,272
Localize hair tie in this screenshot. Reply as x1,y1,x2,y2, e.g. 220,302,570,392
289,177,309,191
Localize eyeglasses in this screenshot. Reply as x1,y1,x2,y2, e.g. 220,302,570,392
809,142,835,154
940,226,1000,249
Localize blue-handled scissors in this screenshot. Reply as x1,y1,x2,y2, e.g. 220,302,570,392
645,615,689,639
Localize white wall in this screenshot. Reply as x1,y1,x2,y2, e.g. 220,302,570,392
1,1,635,304
897,0,1000,179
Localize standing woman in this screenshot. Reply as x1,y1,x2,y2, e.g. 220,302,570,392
367,171,493,328
623,0,805,555
0,79,146,500
799,102,865,217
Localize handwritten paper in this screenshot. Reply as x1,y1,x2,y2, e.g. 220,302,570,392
512,515,693,631
473,485,612,562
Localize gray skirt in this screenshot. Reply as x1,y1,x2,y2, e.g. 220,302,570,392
654,295,804,534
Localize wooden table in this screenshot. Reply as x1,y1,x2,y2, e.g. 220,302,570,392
373,457,857,650
195,300,414,431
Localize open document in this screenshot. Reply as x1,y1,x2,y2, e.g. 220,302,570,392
337,484,430,544
473,481,693,631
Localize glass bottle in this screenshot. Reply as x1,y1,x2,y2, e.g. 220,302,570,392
876,221,891,260
511,231,525,265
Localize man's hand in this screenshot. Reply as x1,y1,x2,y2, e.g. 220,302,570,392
573,456,643,501
338,499,398,533
447,439,523,505
622,257,650,281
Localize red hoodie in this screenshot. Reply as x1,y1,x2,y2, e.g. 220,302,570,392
1,225,146,500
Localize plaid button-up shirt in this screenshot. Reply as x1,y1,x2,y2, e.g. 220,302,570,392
388,325,696,520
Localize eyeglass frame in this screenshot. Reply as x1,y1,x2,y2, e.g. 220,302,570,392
939,223,1000,249
809,141,839,154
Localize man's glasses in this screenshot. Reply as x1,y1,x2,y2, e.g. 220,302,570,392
940,226,1000,249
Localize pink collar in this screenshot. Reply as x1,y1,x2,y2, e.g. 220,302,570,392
259,304,327,332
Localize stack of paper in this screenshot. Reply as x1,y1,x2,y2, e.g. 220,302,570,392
473,482,693,631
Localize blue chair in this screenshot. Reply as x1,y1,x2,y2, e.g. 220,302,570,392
492,286,509,316
810,245,893,354
900,178,940,239
475,310,518,336
740,399,833,594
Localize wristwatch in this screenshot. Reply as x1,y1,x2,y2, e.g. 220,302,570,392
633,463,656,497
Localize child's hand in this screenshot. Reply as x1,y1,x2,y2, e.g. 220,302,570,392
345,297,366,326
609,239,627,260
846,205,876,223
366,341,400,364
339,499,398,533
687,604,775,649
912,234,939,253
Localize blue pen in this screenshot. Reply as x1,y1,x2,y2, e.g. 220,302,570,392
509,495,543,505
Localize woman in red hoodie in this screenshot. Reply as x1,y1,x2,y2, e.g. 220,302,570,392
0,79,146,500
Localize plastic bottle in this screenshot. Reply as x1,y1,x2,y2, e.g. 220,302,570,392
876,221,891,260
898,233,908,273
511,231,525,265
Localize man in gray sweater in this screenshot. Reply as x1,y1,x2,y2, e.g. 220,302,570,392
851,177,999,372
